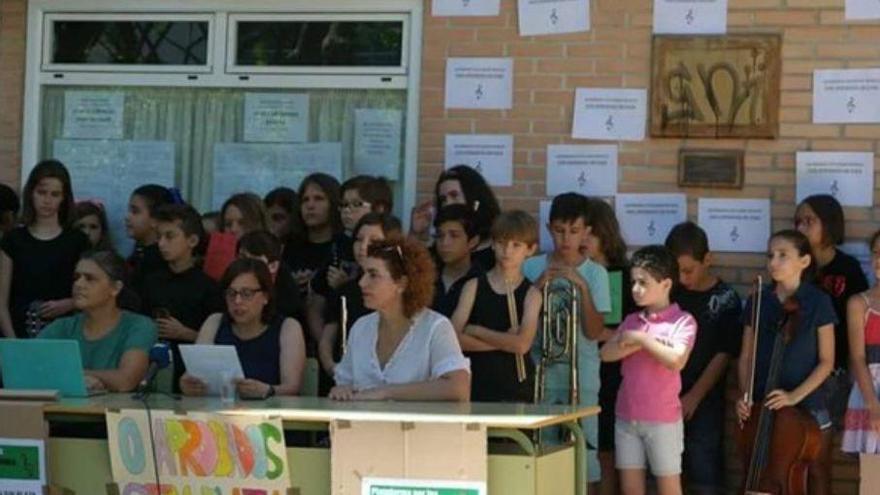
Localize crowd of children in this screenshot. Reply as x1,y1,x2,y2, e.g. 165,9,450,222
2,157,880,494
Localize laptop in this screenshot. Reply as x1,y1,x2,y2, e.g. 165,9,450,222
0,339,97,398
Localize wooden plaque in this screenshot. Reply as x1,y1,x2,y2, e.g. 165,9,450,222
678,149,744,189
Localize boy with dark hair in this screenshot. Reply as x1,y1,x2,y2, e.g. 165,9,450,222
602,244,697,495
141,204,222,391
522,192,611,491
237,230,304,324
665,221,742,495
431,204,482,317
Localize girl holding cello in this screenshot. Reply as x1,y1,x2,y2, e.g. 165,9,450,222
736,230,836,495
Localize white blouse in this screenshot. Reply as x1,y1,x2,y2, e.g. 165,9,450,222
334,309,470,391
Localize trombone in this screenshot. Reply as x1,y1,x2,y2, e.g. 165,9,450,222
534,278,580,407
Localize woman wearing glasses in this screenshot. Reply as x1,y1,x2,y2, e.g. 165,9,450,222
329,238,470,402
179,258,306,399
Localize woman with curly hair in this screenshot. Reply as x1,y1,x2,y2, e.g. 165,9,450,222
329,237,470,402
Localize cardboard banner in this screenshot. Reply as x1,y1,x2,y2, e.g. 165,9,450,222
106,409,290,495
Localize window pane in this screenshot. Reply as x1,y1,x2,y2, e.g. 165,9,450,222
236,21,403,67
51,21,209,65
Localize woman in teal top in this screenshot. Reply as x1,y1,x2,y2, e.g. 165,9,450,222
39,250,157,393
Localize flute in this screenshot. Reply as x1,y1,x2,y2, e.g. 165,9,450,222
506,280,527,383
340,295,349,355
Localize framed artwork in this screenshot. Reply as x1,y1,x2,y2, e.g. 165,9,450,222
651,34,781,139
678,149,745,189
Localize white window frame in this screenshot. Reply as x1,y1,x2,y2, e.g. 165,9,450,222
226,12,410,76
22,0,423,223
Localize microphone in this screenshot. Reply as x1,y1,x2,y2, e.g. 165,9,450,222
136,343,171,397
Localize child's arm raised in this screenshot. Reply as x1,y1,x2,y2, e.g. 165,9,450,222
465,287,542,354
450,278,497,352
623,316,695,371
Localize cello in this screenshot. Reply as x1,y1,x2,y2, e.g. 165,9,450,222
735,277,822,495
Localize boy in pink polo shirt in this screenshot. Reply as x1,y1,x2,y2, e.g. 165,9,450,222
600,245,697,495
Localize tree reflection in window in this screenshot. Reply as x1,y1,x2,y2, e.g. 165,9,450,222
52,21,209,65
236,21,403,67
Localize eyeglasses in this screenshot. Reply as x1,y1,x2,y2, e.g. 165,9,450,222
339,200,372,211
225,287,263,301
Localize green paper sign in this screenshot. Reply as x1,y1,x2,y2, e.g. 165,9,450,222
603,270,623,325
0,443,41,481
364,478,486,495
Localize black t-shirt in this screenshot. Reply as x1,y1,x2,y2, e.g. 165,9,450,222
673,280,743,404
127,243,165,299
816,249,869,369
283,233,352,297
1,227,90,337
140,265,223,390
140,265,223,335
309,235,357,301
274,261,305,323
432,264,483,318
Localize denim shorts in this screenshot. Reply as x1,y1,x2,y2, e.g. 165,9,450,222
615,418,684,476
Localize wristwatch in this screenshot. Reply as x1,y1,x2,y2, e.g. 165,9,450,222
263,385,276,400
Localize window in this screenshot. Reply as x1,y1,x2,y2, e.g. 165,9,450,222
24,1,422,254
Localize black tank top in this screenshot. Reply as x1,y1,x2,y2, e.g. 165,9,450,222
214,315,284,385
466,273,535,403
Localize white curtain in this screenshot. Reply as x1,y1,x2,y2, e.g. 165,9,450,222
40,86,406,212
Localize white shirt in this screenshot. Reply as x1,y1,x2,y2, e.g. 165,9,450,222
334,309,470,390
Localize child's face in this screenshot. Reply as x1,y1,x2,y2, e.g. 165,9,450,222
266,204,291,239
157,221,196,263
582,230,601,260
549,218,590,258
125,194,154,242
353,224,386,266
301,183,331,229
631,266,671,309
202,216,218,235
223,205,247,240
341,189,371,232
676,254,711,291
767,237,811,285
435,221,474,265
794,203,824,249
75,214,103,248
492,238,535,271
32,178,64,220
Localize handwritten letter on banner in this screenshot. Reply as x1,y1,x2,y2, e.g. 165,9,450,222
445,58,513,110
546,144,617,197
698,198,771,253
518,0,590,37
614,193,687,247
107,409,290,495
796,152,875,207
572,88,648,141
813,69,880,124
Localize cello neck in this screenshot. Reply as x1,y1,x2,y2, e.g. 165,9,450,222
745,276,763,404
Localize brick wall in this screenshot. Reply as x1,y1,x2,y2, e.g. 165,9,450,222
419,0,873,492
0,0,25,188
